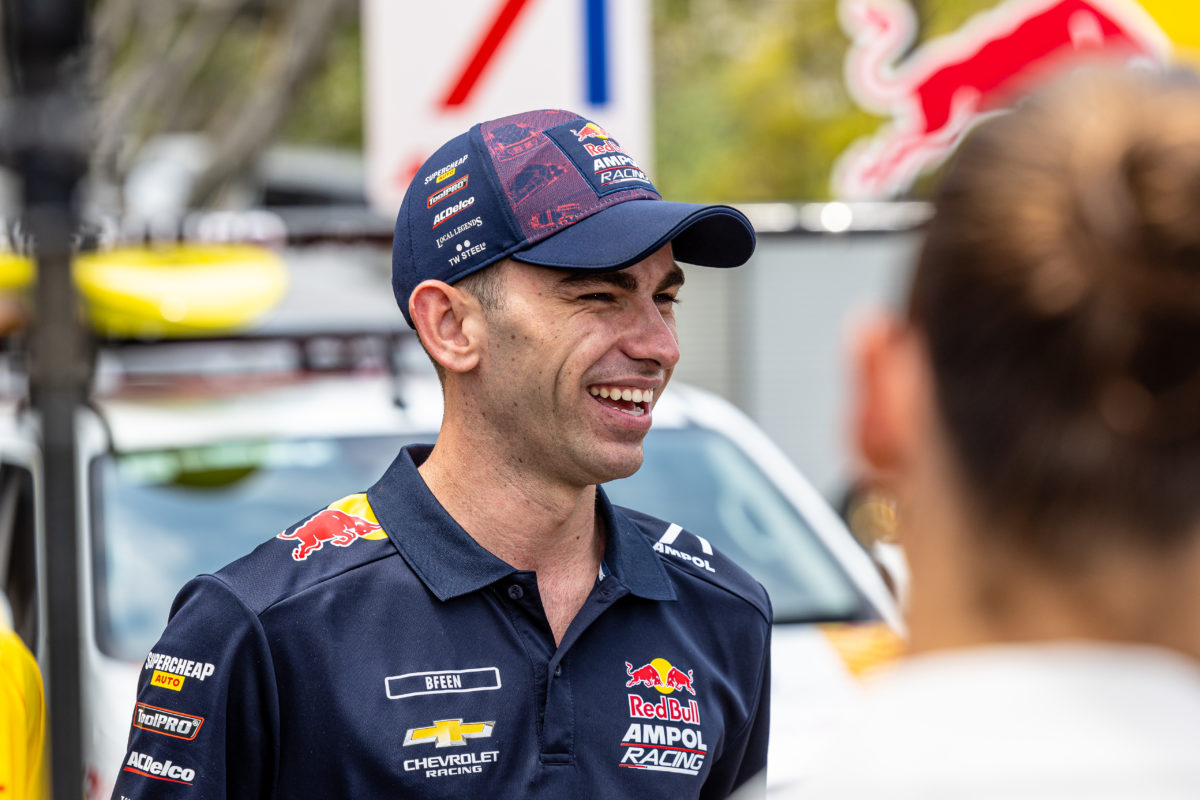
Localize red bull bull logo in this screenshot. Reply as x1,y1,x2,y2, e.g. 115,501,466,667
276,494,388,561
571,121,612,142
835,0,1170,198
624,657,696,696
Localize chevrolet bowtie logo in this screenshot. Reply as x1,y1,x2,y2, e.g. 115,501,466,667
403,719,495,748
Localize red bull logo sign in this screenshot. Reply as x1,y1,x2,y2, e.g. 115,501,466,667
835,0,1170,198
277,493,388,561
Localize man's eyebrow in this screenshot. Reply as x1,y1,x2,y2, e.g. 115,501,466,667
557,264,686,293
657,265,685,293
558,270,638,291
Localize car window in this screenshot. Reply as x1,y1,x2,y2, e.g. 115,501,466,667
604,428,871,625
93,427,871,661
91,436,424,661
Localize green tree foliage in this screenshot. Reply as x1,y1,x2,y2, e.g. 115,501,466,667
279,23,363,148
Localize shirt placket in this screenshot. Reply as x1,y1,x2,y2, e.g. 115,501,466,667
495,571,629,769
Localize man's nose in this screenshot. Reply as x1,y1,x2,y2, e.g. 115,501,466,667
622,299,680,370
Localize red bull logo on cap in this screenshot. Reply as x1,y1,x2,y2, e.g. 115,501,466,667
570,121,612,142
276,493,387,561
835,0,1171,198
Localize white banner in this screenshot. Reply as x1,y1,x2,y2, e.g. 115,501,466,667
362,0,652,215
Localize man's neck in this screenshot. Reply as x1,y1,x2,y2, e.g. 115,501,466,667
417,439,605,644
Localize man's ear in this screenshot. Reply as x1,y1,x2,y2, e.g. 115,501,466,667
851,314,926,475
409,280,486,373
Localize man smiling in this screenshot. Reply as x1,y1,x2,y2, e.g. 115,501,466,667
112,109,771,799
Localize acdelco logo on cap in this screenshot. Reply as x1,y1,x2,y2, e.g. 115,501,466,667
432,196,476,228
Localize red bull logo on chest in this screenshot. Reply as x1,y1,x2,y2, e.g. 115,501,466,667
835,0,1171,199
620,658,707,776
276,493,388,561
625,657,696,695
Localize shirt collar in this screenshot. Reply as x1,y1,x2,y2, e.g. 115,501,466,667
368,445,674,602
595,484,675,601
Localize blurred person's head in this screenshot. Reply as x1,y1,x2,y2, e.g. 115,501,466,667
854,67,1200,656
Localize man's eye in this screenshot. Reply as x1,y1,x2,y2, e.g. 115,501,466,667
655,294,680,305
580,293,615,302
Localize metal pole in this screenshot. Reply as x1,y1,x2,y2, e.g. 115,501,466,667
4,0,91,798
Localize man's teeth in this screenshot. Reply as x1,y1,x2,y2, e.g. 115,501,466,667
589,386,654,404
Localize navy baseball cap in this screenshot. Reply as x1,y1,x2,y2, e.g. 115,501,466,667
392,109,756,327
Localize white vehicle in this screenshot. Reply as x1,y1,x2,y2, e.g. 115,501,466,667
0,246,901,798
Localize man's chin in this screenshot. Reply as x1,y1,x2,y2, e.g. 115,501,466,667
592,450,646,485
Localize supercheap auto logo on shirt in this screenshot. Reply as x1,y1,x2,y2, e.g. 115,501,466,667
144,650,216,692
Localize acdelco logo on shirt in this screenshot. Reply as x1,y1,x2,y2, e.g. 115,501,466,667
145,651,215,691
124,751,196,784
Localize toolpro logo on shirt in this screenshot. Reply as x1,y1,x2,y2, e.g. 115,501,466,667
133,702,205,741
621,657,707,776
144,651,216,692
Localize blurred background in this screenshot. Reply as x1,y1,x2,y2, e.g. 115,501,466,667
0,0,1193,498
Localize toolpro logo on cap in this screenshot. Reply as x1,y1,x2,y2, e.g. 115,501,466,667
544,119,656,198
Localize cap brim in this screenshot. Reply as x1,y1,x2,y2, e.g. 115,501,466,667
510,200,755,271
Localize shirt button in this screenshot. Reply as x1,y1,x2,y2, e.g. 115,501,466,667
508,584,524,600
554,664,562,678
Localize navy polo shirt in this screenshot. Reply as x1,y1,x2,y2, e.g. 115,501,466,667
112,445,772,799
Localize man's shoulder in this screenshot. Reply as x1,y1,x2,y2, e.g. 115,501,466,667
614,505,771,624
206,492,399,616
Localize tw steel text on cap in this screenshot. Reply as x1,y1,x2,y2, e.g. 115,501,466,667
392,109,756,327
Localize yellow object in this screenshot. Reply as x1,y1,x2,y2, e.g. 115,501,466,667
0,244,288,338
1140,0,1200,67
0,625,48,799
326,494,389,540
74,245,288,338
821,622,905,679
0,252,33,292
